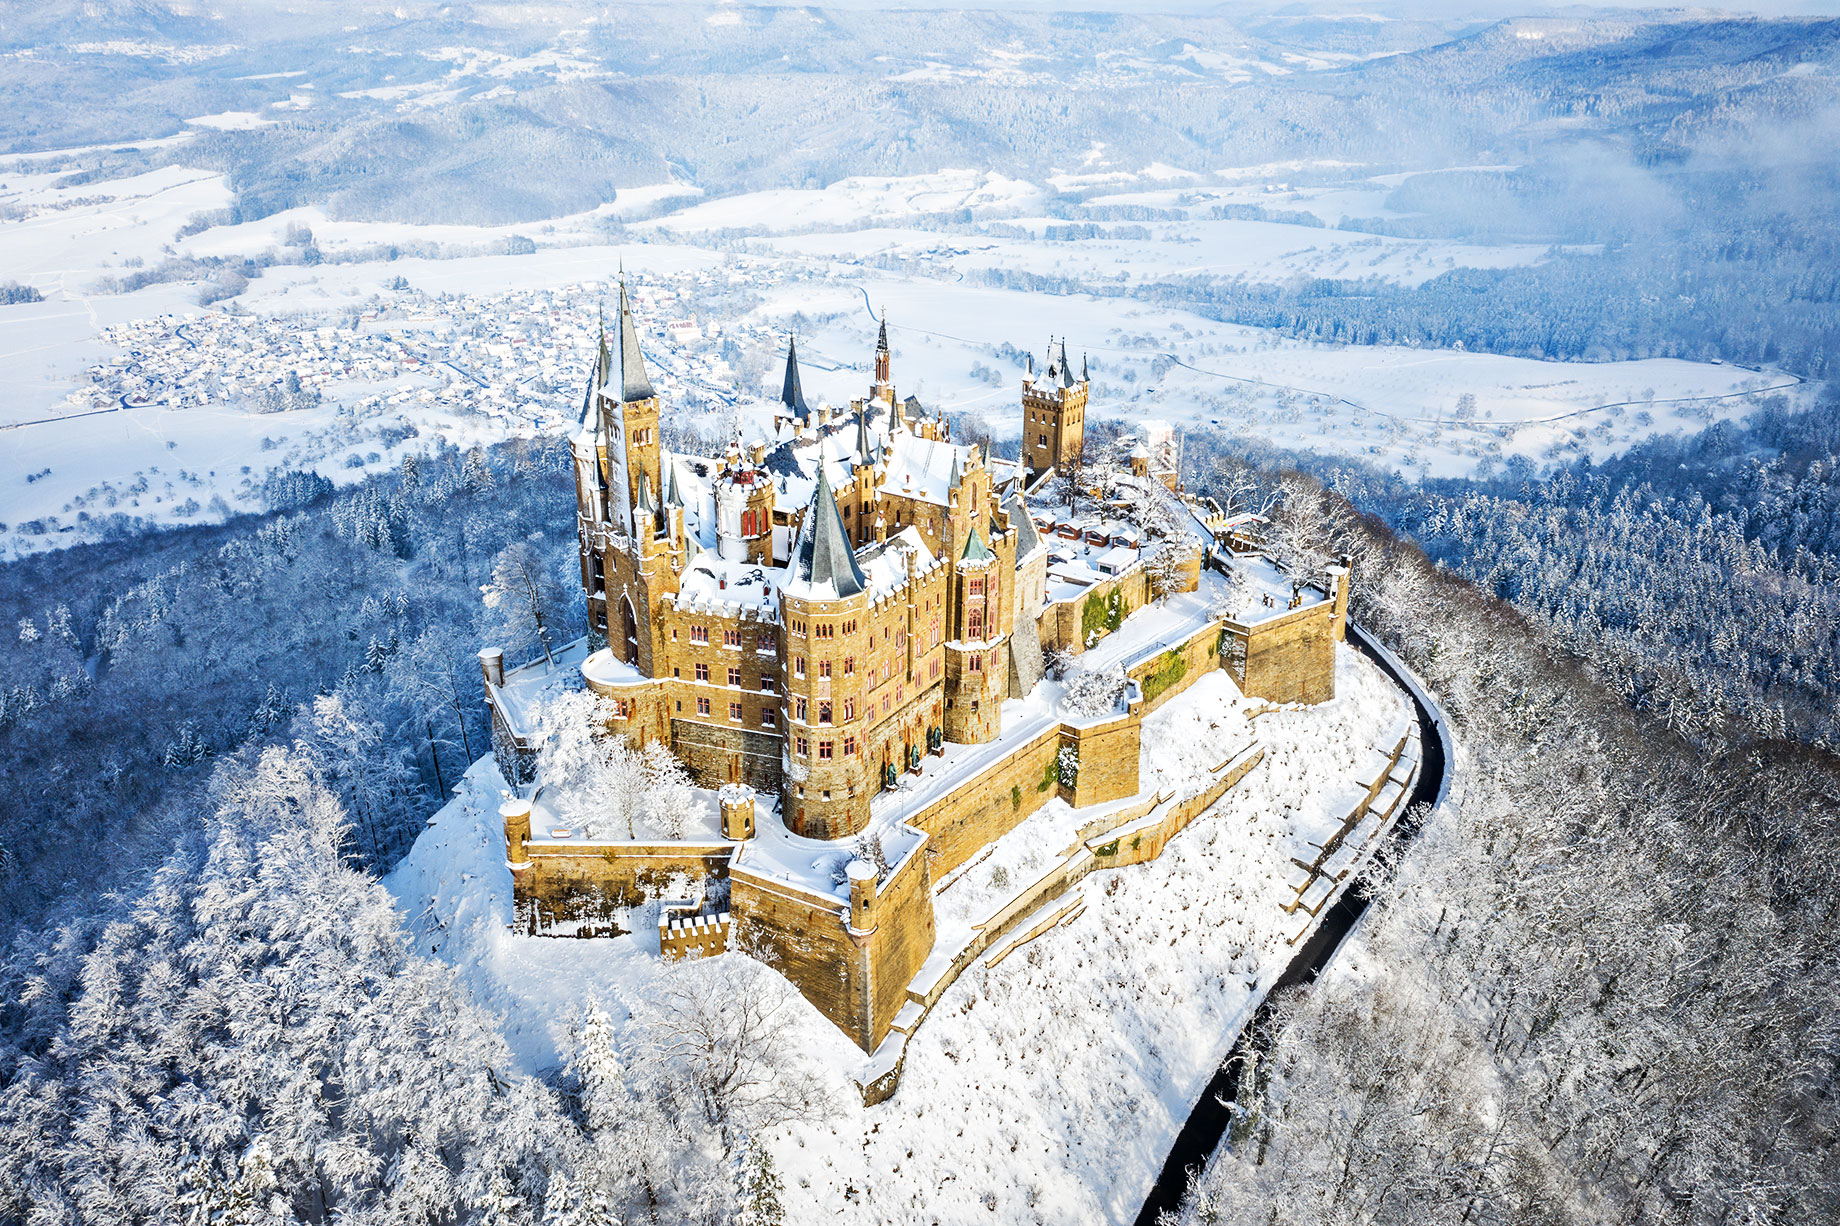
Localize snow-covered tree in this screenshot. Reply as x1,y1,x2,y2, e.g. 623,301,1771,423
482,538,571,667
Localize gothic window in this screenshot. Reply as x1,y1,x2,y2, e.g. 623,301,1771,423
969,652,982,672
795,656,806,678
843,735,856,756
844,656,854,675
968,608,984,639
796,697,808,721
690,626,709,644
819,702,832,724
724,629,742,647
842,699,855,720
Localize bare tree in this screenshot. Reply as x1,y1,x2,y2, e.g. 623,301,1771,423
482,537,570,666
632,957,826,1159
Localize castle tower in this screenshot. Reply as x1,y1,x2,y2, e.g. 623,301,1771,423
779,467,874,840
870,313,894,409
781,335,809,424
573,320,616,647
713,438,775,566
606,279,663,536
573,279,671,672
1022,337,1088,484
942,527,1008,744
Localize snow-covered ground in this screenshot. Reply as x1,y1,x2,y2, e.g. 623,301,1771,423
0,150,1806,558
385,644,1412,1223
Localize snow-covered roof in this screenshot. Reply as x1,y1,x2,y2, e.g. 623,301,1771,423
783,467,867,601
879,432,974,507
856,527,937,601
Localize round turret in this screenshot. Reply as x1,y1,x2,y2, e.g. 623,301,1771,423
501,797,533,870
719,783,757,841
846,857,878,933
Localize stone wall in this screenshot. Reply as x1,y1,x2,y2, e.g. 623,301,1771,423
1223,601,1337,706
511,841,731,937
670,717,783,793
1037,565,1153,659
728,834,936,1053
901,699,1144,881
659,905,732,960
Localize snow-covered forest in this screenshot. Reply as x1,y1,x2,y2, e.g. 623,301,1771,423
1156,460,1840,1225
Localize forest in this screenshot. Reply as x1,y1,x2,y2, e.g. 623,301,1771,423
1157,405,1840,1225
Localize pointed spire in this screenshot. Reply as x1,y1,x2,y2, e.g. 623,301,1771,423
790,466,867,599
611,279,656,403
876,312,889,353
1025,352,1034,382
580,311,612,428
781,335,808,420
1005,494,1042,560
947,451,961,494
854,404,874,465
665,462,684,508
960,527,991,563
1081,352,1089,382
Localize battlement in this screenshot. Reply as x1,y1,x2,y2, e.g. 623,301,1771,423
659,903,733,960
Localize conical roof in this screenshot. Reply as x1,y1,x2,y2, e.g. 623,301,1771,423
613,281,655,403
876,313,889,352
960,528,992,563
854,405,875,464
781,336,808,419
788,466,866,600
1044,337,1074,389
1005,495,1043,560
579,316,611,428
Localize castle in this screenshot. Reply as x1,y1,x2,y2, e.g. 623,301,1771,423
483,284,1351,1078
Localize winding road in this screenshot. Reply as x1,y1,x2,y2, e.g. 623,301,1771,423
1133,623,1454,1226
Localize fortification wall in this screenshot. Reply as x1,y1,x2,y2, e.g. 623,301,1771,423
728,834,935,1053
511,841,731,937
1037,566,1153,658
1224,602,1336,706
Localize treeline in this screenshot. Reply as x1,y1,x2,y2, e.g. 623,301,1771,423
1298,396,1840,751
0,436,577,935
1163,472,1840,1225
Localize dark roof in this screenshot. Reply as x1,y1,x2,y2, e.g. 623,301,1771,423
579,318,611,428
789,466,866,599
855,405,875,464
781,336,808,419
877,314,889,352
614,281,656,403
1006,494,1043,559
1044,337,1075,389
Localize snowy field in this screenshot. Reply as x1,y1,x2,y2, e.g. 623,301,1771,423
385,646,1412,1224
0,152,1805,558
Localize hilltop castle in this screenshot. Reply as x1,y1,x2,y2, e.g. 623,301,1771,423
564,289,1100,838
482,285,1351,1076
